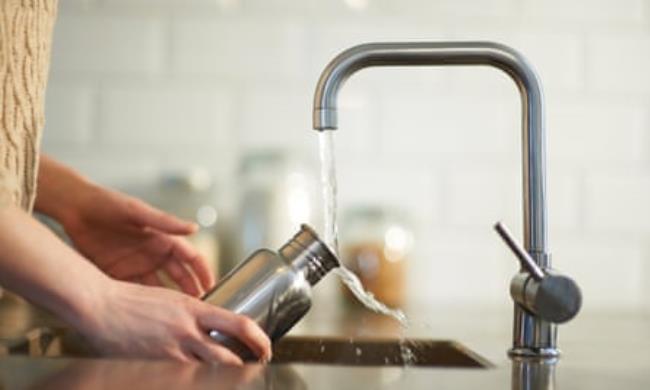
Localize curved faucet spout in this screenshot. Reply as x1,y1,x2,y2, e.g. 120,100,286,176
312,41,555,356
313,41,547,257
313,42,542,133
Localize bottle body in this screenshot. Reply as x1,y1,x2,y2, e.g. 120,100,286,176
203,224,338,360
204,249,313,359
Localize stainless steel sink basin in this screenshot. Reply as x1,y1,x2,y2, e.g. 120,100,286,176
8,328,491,368
271,336,491,368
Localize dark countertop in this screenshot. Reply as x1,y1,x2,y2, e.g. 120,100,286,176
1,293,649,389
1,356,649,390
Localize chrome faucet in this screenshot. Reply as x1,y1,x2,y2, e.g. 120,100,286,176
311,42,581,358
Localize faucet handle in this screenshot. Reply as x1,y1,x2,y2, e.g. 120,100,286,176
494,222,544,280
494,221,582,324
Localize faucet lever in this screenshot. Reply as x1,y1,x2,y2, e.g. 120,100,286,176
495,221,582,325
494,222,544,280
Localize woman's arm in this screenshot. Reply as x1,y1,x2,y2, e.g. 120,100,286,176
0,204,271,363
34,156,92,224
0,204,106,328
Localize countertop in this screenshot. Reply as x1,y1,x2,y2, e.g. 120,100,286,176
1,293,649,389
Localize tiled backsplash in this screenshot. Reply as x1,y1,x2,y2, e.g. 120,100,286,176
43,0,650,312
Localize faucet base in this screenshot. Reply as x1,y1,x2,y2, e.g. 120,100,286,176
508,347,560,359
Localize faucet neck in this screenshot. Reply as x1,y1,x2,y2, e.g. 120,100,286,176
312,41,554,357
312,42,548,257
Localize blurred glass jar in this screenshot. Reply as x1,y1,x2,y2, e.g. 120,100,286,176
155,168,220,277
233,151,319,273
340,207,413,309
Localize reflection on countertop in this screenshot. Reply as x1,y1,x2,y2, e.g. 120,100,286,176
1,292,649,389
0,357,302,390
1,353,649,390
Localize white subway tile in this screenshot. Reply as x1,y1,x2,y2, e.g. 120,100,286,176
548,174,581,231
45,150,162,188
438,168,578,234
237,88,313,151
553,237,645,309
409,231,512,306
523,0,646,25
318,0,435,18
100,0,222,12
444,64,518,99
548,102,648,165
171,18,307,79
99,85,233,149
239,0,318,15
336,160,439,224
445,169,521,228
517,33,584,92
645,249,650,313
378,93,518,158
442,30,520,95
587,35,650,93
51,16,164,75
438,0,519,20
58,0,96,11
311,21,443,60
310,21,447,83
43,85,94,147
584,173,650,232
444,31,583,92
324,90,377,156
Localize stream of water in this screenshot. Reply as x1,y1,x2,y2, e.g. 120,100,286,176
318,131,414,364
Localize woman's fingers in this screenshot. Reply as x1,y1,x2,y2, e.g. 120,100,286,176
164,260,203,297
197,305,272,362
127,198,197,235
141,272,164,287
108,258,157,280
169,236,214,290
188,336,244,366
141,232,214,293
167,349,195,363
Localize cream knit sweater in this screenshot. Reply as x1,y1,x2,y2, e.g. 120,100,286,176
0,0,57,212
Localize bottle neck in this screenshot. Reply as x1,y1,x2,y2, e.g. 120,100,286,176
279,224,339,286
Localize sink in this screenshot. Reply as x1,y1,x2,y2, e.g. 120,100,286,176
8,328,491,368
1,296,491,368
271,336,491,368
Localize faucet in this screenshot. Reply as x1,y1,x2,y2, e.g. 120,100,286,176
311,42,582,358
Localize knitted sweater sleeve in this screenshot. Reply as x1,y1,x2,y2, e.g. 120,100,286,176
0,0,57,212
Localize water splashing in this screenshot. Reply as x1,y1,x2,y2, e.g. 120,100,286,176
318,131,415,365
318,131,409,328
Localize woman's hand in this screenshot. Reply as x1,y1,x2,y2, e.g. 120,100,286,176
35,156,214,296
61,184,214,297
77,279,272,364
0,205,270,364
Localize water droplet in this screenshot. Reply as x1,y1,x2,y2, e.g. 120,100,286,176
399,342,416,366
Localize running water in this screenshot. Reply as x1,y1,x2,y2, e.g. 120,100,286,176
318,131,339,254
318,131,414,365
318,131,409,328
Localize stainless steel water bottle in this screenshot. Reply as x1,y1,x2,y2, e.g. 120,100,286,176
203,224,339,360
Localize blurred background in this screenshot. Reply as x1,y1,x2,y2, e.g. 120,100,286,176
42,0,649,319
